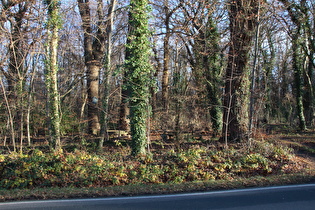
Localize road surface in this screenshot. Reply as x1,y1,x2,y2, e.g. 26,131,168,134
1,184,315,209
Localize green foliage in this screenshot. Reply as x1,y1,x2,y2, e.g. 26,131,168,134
44,0,63,30
125,0,153,156
0,150,118,189
240,153,271,173
0,140,302,189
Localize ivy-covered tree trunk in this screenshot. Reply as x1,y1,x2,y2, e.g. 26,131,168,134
126,0,153,156
45,0,61,151
304,51,315,126
222,0,260,143
300,0,314,126
192,18,222,136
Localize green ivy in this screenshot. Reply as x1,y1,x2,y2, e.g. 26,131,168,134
44,0,62,151
44,0,63,30
125,0,154,156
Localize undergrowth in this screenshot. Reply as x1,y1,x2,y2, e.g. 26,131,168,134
0,140,306,189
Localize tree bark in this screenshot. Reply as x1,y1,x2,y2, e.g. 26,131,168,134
222,0,260,143
118,84,130,131
162,0,170,112
292,32,306,130
99,0,117,150
86,63,101,135
78,0,106,135
162,31,170,112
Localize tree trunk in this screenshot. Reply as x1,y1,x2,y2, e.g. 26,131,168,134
194,21,223,136
222,0,260,143
87,63,101,135
118,84,130,131
301,0,315,126
162,32,170,112
151,46,162,116
292,32,306,130
249,3,260,135
45,0,62,151
162,0,170,112
99,0,117,150
204,18,223,136
0,75,15,152
78,0,106,135
126,0,153,156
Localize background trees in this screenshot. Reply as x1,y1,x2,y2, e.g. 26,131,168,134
0,0,44,151
279,0,315,130
0,0,314,153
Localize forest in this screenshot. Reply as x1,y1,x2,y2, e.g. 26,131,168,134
0,0,314,193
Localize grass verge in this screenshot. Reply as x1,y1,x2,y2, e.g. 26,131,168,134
0,172,314,202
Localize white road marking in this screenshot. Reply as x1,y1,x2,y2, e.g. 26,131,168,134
1,183,315,206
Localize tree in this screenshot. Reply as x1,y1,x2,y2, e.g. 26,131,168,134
77,0,106,135
161,0,171,112
125,0,153,156
118,71,131,132
222,0,261,143
99,0,117,149
192,13,223,136
45,0,62,151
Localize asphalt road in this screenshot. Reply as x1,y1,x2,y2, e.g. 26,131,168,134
1,184,315,210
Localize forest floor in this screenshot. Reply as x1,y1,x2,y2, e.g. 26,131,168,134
274,127,315,173
0,124,315,202
151,124,315,174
